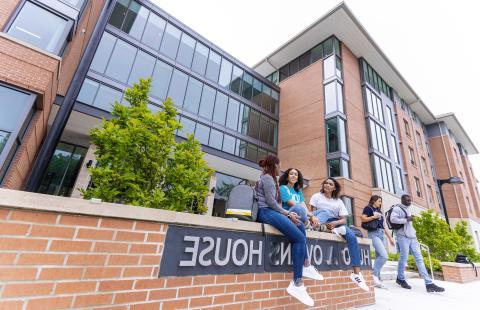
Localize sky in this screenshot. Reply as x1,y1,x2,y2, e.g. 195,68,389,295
152,0,480,180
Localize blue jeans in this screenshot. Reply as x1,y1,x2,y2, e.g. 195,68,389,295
257,207,307,281
397,235,432,284
287,204,308,224
368,229,388,279
324,217,361,267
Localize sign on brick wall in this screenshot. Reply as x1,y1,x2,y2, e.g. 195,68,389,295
160,225,371,277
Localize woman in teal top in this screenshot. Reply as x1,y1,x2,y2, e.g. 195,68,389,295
279,168,319,228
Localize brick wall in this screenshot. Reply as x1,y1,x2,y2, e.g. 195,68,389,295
441,262,480,283
0,189,375,309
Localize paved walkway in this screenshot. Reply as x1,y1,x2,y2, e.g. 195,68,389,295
359,278,480,309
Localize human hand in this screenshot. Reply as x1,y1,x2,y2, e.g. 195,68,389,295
310,215,319,227
326,222,336,230
288,212,301,225
388,238,395,246
372,212,381,219
407,215,414,222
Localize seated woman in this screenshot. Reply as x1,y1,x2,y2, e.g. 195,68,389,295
310,177,369,292
278,168,320,230
256,155,323,307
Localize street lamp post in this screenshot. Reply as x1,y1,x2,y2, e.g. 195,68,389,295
437,176,464,226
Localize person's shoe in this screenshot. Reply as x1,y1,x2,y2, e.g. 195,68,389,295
303,265,324,281
426,283,445,293
286,281,314,306
396,278,412,289
350,272,370,291
331,226,346,237
373,275,387,289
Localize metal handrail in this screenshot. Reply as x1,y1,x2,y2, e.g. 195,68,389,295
419,242,434,281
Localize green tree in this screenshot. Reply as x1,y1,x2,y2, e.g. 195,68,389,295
453,221,480,262
81,78,212,214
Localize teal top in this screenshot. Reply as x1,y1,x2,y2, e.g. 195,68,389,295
279,185,305,210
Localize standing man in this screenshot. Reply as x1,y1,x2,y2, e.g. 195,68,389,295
390,194,445,292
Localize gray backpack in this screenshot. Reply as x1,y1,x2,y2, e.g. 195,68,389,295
225,184,258,221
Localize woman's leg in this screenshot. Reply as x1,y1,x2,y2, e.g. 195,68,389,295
257,208,306,282
288,205,308,224
369,230,388,279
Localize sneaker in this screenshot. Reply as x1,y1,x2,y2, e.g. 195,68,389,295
426,283,445,293
332,226,346,237
303,265,324,281
373,275,387,289
286,281,314,306
396,278,412,289
350,272,370,291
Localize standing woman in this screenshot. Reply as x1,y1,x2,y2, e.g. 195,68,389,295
256,155,323,307
361,195,395,288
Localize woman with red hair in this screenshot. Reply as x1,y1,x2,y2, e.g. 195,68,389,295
256,155,323,307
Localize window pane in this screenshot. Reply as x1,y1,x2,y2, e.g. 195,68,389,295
339,118,347,153
311,44,323,63
183,77,202,113
241,73,253,100
299,51,311,70
179,117,195,138
258,148,268,162
336,82,344,113
328,159,340,177
289,58,299,75
209,129,223,149
0,85,31,132
8,2,70,54
222,134,235,154
391,135,399,163
386,106,394,132
271,90,279,115
246,144,258,162
141,12,166,50
167,69,188,107
252,79,262,106
108,0,129,29
0,130,10,154
205,51,221,82
226,98,239,130
93,85,122,111
218,58,233,89
122,1,149,40
191,43,209,75
176,33,195,68
194,123,210,145
259,115,270,144
77,79,99,105
261,85,272,112
396,168,404,191
269,119,278,147
90,33,116,73
212,92,228,125
128,50,155,85
239,104,249,135
336,57,342,78
279,64,289,81
105,39,137,83
151,60,173,100
341,159,349,178
237,140,247,158
373,155,382,188
198,85,215,120
324,82,336,114
326,118,339,153
160,23,181,59
247,109,260,139
323,37,334,55
323,55,335,80
230,66,243,94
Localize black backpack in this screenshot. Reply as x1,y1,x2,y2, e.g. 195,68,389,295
385,205,407,230
225,185,258,221
455,254,478,277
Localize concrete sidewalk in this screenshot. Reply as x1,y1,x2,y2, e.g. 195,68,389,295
359,278,479,309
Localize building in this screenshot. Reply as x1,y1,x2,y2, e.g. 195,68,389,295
1,1,479,249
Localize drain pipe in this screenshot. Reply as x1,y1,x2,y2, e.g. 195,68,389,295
25,0,116,192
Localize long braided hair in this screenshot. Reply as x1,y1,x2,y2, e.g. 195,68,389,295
258,155,281,203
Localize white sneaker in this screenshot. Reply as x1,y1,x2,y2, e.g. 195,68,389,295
373,275,387,289
303,265,324,281
332,226,346,237
286,281,314,307
350,272,370,292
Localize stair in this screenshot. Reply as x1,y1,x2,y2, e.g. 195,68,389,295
375,260,420,281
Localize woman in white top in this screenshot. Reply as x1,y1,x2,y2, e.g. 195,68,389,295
309,177,369,292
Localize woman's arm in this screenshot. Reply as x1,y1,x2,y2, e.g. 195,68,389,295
360,213,380,222
263,176,288,214
383,221,395,245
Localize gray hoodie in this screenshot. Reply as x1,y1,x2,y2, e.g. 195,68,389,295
256,174,285,213
390,203,416,238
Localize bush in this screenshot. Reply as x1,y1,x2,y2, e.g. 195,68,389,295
81,78,212,213
407,254,442,271
388,253,400,261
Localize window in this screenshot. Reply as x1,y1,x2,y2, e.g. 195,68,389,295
230,66,243,95
259,115,271,145
37,142,87,196
105,39,137,83
404,119,411,136
218,59,233,89
386,106,395,132
252,78,262,106
59,0,86,10
183,78,202,113
212,92,228,126
205,51,221,82
299,51,311,71
395,168,404,191
93,84,122,111
90,33,116,73
8,1,72,54
178,117,195,138
372,155,394,193
151,60,173,100
194,123,210,145
222,134,236,154
247,110,260,140
198,85,215,120
369,120,388,156
226,98,239,130
326,117,347,153
209,129,223,150
341,196,354,226
408,147,416,165
391,135,399,164
127,50,155,85
327,159,349,178
365,88,383,123
141,12,166,50
427,185,434,203
414,177,422,197
109,0,149,41
191,43,209,75
213,172,246,217
261,85,272,112
323,55,336,80
167,69,188,107
271,90,279,115
324,81,343,114
241,73,253,100
421,157,428,176
246,143,258,162
0,84,36,182
176,33,196,68
160,23,181,59
415,131,423,150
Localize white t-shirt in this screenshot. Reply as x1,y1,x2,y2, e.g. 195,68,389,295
309,192,348,223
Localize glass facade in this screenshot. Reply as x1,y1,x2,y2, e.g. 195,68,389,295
76,0,279,165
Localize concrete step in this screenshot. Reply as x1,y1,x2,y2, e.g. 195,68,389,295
374,260,420,281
